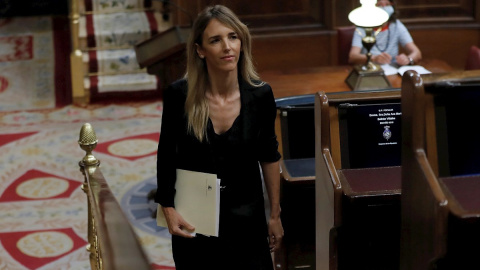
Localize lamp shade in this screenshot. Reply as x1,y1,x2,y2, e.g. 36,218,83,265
348,0,389,28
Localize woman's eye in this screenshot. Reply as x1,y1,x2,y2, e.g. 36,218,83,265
230,35,238,40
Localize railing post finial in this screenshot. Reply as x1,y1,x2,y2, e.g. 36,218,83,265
78,123,99,166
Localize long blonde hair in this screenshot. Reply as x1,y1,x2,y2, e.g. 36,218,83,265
185,5,263,142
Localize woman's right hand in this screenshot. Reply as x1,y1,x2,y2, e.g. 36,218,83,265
161,206,196,238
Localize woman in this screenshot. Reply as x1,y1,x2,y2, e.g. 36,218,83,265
155,5,284,270
349,0,422,66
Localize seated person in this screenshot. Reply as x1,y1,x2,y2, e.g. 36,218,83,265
348,0,422,66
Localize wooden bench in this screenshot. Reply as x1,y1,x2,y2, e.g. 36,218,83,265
276,94,315,160
315,89,403,270
274,94,316,270
400,70,480,270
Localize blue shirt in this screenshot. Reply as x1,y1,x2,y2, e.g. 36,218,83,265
352,20,413,65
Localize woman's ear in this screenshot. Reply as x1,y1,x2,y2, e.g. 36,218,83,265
195,43,205,59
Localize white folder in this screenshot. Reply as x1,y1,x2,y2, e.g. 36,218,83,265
157,169,220,237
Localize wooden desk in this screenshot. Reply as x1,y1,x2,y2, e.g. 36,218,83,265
267,59,453,157
260,59,453,98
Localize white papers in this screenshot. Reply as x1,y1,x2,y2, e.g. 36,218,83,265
396,65,432,76
380,64,431,76
380,64,400,76
157,169,221,237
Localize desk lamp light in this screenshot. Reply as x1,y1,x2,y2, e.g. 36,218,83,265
345,0,391,90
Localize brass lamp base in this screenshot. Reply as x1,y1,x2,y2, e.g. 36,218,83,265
346,63,392,91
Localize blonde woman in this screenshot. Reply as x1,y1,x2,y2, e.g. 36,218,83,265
155,5,283,270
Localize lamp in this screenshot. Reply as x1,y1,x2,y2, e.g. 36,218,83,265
345,0,391,90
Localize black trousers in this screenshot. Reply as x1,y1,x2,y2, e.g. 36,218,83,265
172,233,273,270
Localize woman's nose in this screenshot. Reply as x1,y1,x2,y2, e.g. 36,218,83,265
223,39,232,51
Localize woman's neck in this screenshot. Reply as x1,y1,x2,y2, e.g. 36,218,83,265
208,70,239,97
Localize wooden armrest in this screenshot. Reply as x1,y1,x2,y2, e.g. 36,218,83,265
339,166,401,195
440,174,480,214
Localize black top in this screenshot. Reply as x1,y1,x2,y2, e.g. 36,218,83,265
155,78,281,237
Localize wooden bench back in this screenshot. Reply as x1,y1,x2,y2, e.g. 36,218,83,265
321,90,402,170
315,89,402,270
400,70,480,270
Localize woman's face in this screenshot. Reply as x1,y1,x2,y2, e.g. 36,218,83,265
196,19,242,74
376,0,392,7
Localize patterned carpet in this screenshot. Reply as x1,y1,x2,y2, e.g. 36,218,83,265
0,16,71,112
0,102,175,269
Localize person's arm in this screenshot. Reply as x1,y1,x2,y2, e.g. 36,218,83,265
395,42,422,66
155,82,195,238
349,45,393,65
256,84,284,251
261,161,284,252
348,46,367,65
395,21,422,66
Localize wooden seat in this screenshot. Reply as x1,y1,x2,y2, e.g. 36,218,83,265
274,158,316,270
275,94,315,159
274,94,316,269
315,89,402,270
337,25,356,65
464,45,480,70
400,70,480,270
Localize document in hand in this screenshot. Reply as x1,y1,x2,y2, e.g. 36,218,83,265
157,169,221,237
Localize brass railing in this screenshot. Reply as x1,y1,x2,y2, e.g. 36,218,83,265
78,123,152,270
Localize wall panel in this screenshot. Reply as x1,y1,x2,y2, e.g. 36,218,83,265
410,28,480,69
399,0,476,23
186,0,327,32
252,31,335,72
173,0,480,71
0,0,67,16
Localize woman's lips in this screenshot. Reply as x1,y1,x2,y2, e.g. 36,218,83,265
222,55,235,61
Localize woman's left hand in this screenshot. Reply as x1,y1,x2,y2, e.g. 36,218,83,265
268,216,284,252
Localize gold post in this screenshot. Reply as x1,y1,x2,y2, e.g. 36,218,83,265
69,0,88,105
78,123,99,166
78,122,100,269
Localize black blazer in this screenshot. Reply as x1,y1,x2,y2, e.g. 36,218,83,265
155,78,281,207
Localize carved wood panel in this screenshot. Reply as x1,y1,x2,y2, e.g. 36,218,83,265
174,0,479,32
410,28,480,69
398,0,477,23
176,0,327,32
171,0,480,71
0,0,68,16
